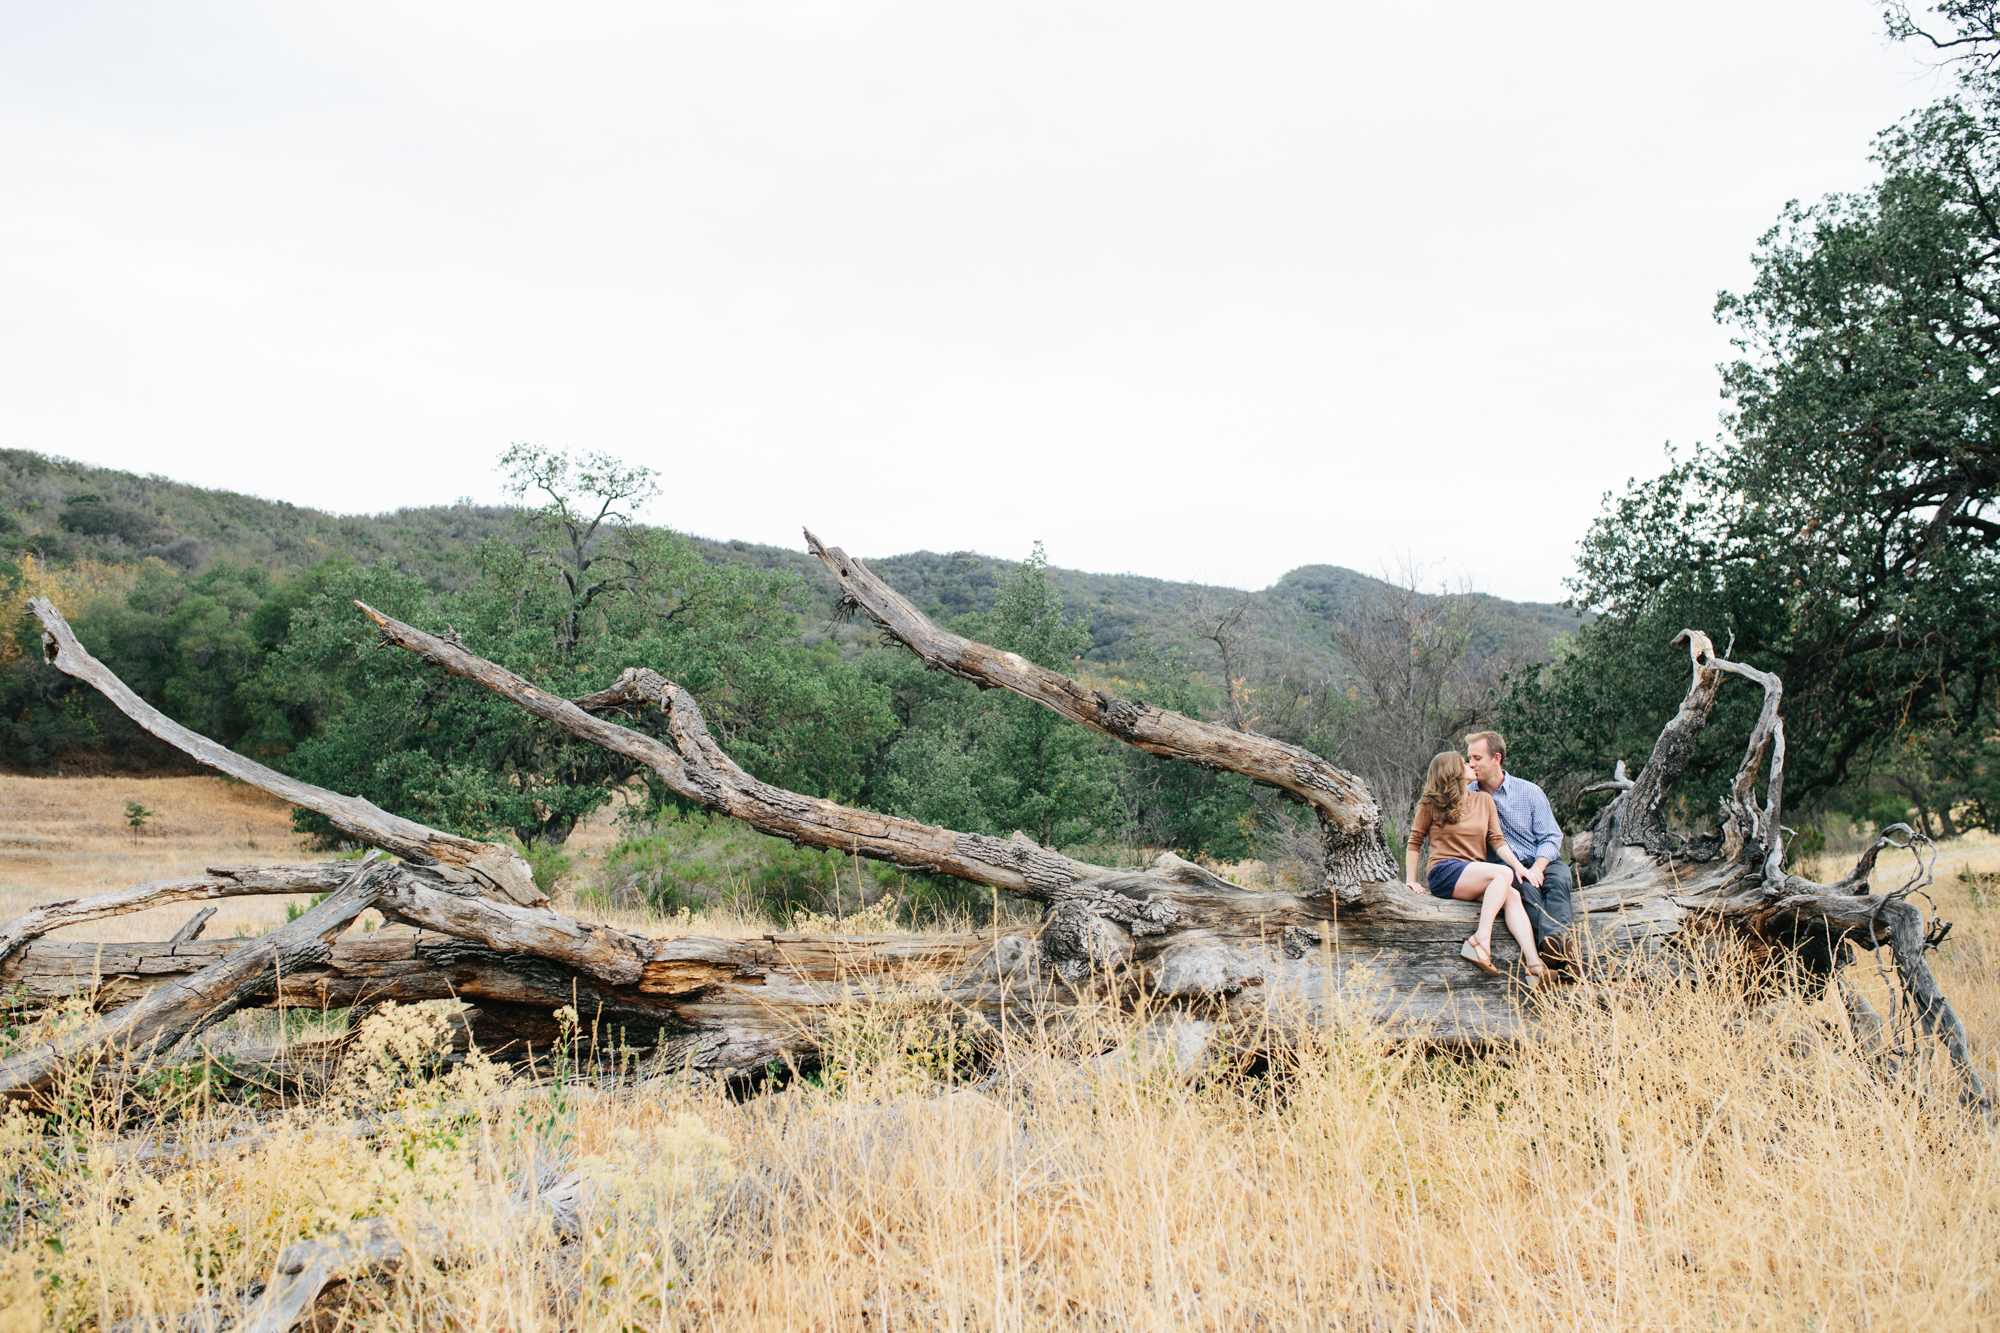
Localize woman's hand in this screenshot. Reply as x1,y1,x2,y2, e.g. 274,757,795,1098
1406,879,1429,896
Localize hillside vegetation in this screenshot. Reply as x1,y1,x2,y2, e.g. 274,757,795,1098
0,448,1577,914
0,448,1578,672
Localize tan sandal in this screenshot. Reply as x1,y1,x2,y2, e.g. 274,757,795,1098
1459,938,1498,975
1523,961,1548,989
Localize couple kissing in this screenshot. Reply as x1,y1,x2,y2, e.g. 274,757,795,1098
1403,730,1575,986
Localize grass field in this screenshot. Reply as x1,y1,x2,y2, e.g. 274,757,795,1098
0,774,317,941
1,777,1997,1330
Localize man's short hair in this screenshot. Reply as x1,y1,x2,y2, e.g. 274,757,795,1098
1465,730,1506,760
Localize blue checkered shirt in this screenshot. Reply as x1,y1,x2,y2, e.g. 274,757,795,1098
1468,773,1563,863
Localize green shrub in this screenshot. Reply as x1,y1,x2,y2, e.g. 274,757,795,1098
523,841,573,895
592,808,985,926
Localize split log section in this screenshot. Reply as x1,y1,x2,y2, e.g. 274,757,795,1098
0,545,1984,1106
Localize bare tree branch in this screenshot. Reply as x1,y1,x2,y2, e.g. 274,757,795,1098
26,597,545,907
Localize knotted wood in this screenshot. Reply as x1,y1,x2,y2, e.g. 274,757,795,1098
4,556,1987,1108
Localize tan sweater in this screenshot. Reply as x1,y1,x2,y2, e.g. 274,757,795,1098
1407,791,1506,864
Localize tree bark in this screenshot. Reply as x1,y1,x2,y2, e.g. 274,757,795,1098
0,857,392,1094
0,922,1044,1069
0,864,360,964
5,556,1987,1108
27,597,545,908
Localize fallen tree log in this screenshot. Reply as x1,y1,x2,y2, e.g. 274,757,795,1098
0,856,392,1093
3,543,1988,1107
0,864,363,964
0,924,1051,1066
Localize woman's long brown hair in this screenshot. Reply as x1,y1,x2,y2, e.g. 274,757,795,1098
1417,751,1467,825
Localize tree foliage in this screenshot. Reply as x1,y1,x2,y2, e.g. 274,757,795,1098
274,447,893,846
1506,7,2000,832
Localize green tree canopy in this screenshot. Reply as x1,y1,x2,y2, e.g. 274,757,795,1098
270,447,895,846
1506,8,2000,832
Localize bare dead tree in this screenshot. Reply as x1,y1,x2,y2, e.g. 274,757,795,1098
1178,588,1257,731
0,539,1987,1114
1327,561,1489,833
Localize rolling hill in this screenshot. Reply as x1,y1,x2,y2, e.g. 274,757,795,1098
0,448,1583,678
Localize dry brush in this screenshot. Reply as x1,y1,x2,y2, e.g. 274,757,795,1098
0,536,1984,1113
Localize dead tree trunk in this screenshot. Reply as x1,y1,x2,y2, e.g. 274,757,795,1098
0,548,1985,1107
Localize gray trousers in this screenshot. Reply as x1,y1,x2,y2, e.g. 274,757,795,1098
1484,849,1574,947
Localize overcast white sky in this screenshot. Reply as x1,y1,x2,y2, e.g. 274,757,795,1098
0,2,1950,602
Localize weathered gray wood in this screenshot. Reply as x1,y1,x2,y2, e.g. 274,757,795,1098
372,866,652,987
0,856,392,1097
365,604,1141,905
0,855,660,1012
227,1187,578,1333
0,864,357,963
26,597,544,907
168,906,217,945
358,603,1329,983
803,531,1401,888
239,1217,436,1333
1710,649,1788,883
1580,630,1725,882
0,905,1542,1060
0,923,1066,1069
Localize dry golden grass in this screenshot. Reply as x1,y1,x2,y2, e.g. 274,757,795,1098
0,775,317,941
3,789,1999,1329
4,921,1997,1332
0,777,783,943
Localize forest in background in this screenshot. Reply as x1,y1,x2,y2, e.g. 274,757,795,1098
0,444,1583,921
13,0,2000,912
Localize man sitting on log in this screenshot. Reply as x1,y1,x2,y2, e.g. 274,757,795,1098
1465,730,1576,965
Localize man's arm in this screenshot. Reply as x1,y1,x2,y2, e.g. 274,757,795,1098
1526,781,1565,865
1488,804,1531,880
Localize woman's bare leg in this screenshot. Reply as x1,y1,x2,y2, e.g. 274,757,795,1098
1451,864,1514,951
1500,887,1544,972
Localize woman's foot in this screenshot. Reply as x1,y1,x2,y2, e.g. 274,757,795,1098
1460,938,1498,974
1523,960,1548,988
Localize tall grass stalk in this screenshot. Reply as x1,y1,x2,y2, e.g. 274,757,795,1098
1,918,1996,1330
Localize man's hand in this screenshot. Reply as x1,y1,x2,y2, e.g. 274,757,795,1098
1521,859,1548,889
1406,879,1429,896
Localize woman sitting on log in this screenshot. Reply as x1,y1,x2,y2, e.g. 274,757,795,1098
1405,751,1548,984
